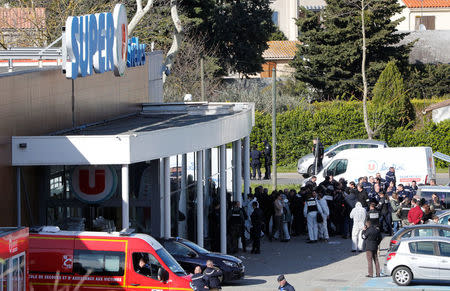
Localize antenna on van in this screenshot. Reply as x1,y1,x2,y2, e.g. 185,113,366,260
119,228,135,236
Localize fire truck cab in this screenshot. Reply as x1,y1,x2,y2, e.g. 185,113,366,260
29,227,193,290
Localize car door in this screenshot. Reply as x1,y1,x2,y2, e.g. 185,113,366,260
437,242,450,279
408,241,440,279
163,241,198,274
127,251,167,291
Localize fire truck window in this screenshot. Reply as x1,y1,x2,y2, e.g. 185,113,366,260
132,253,162,281
74,250,124,276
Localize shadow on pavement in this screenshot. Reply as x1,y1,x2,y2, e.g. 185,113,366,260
224,278,267,286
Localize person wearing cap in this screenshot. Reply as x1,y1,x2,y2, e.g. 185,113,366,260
277,274,295,291
191,266,208,291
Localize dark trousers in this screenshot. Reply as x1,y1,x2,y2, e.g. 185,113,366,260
264,213,273,239
251,226,261,252
366,250,380,276
251,163,261,179
264,162,271,179
379,213,392,234
343,215,353,237
273,215,282,239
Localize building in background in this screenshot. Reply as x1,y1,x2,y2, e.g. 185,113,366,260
0,7,46,47
261,40,300,78
270,0,299,41
396,0,450,31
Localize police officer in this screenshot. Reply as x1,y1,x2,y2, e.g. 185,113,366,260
250,145,262,180
203,260,223,290
377,192,392,235
250,201,263,254
312,138,324,173
228,201,246,253
303,191,322,243
385,167,396,189
362,177,374,198
366,202,380,229
356,184,370,209
263,140,272,179
191,266,208,291
396,184,409,201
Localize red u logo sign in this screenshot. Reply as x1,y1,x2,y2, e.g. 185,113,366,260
79,169,106,195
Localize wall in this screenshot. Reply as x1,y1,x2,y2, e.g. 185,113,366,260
270,0,298,41
395,5,450,31
0,65,148,226
432,106,450,123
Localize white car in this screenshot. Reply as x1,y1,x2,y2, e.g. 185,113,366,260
386,237,450,286
297,139,387,177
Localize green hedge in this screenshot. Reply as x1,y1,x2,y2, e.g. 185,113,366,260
250,100,449,168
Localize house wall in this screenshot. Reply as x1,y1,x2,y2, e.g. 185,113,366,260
395,3,450,31
270,0,299,41
0,65,148,226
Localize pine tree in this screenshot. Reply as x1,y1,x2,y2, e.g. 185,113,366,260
292,0,410,100
369,60,415,139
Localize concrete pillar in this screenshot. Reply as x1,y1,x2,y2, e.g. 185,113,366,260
121,164,129,229
236,139,242,205
179,154,187,237
220,145,227,254
232,141,236,201
204,148,212,238
196,151,204,247
244,136,251,201
164,157,171,239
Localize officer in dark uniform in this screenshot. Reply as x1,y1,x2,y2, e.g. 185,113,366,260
204,260,223,290
250,145,262,180
312,138,324,173
366,202,380,228
396,184,409,201
228,201,246,253
385,167,396,189
191,266,208,291
250,201,264,254
263,140,272,179
356,184,370,209
377,192,392,235
362,177,374,199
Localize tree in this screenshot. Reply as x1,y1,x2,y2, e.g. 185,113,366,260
292,0,410,100
369,60,415,139
181,0,275,77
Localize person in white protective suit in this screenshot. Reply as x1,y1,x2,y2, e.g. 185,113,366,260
317,193,329,242
350,202,367,252
303,191,323,243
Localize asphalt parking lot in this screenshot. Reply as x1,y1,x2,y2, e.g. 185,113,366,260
222,232,450,290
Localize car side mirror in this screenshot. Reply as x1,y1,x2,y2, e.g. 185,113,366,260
158,267,169,283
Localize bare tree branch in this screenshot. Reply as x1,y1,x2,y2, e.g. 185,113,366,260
163,0,183,83
128,0,155,37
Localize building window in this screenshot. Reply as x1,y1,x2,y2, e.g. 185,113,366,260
272,11,279,26
415,16,435,30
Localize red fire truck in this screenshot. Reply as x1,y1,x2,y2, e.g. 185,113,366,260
0,227,29,291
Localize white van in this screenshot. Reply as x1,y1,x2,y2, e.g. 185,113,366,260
305,147,436,186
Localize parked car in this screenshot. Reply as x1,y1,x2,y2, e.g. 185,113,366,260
386,237,450,286
418,186,450,209
438,210,450,225
303,147,435,186
297,139,388,177
389,224,450,249
158,237,245,282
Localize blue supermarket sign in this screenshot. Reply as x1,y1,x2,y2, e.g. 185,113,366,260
64,4,146,80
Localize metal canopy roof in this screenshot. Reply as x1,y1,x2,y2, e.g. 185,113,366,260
12,102,254,166
433,152,450,163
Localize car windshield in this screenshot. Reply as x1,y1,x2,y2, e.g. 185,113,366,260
156,248,186,276
181,240,210,254
324,143,337,153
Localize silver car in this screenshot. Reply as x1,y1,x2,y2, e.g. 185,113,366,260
386,236,450,286
297,139,388,177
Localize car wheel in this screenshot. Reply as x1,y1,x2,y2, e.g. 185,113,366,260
392,266,412,286
307,165,314,176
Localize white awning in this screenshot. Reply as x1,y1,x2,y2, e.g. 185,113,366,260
12,102,254,166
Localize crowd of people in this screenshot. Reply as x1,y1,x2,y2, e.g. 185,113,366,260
234,167,446,254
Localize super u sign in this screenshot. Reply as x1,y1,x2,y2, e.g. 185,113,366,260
64,4,143,79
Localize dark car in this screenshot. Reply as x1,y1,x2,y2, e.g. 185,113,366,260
389,224,450,249
158,237,245,282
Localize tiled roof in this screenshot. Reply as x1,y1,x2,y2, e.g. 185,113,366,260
262,41,300,60
402,0,450,8
0,7,46,29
